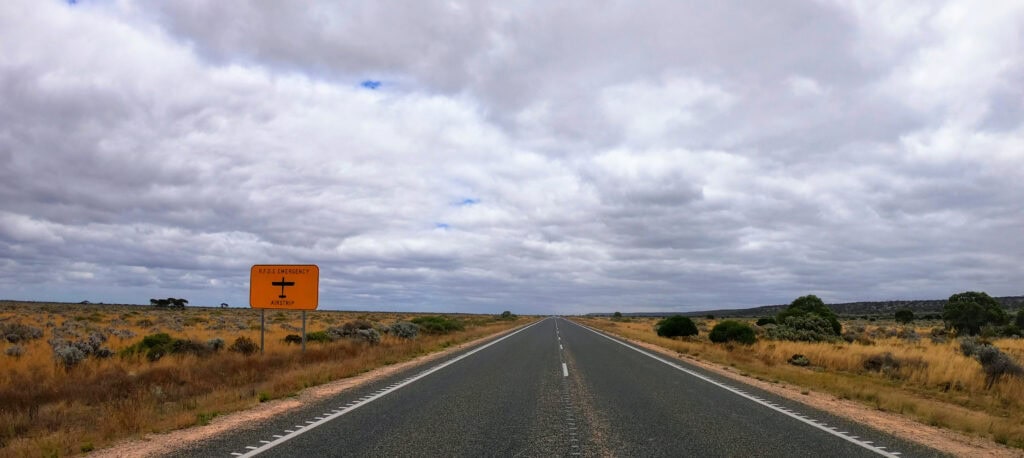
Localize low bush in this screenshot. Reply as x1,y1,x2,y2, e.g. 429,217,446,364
323,321,383,344
708,320,756,345
6,345,24,358
655,315,698,338
961,337,1024,389
207,337,225,351
228,336,258,356
121,332,216,361
863,352,902,377
788,354,810,367
1,323,43,343
411,316,464,335
53,345,86,370
389,322,419,339
283,334,303,345
755,317,776,326
306,331,333,343
766,315,840,342
894,309,915,324
497,311,517,321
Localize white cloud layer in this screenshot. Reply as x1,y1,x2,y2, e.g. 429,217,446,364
1,0,1022,314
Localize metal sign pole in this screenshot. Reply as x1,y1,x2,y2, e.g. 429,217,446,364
260,309,265,355
301,310,307,354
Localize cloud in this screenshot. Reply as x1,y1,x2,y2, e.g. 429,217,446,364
0,0,1021,314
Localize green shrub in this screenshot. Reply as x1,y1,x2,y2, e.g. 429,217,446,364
283,334,303,345
228,336,258,356
122,333,214,361
655,315,698,338
788,354,810,366
943,291,1008,336
305,331,332,343
755,317,776,326
766,315,840,342
389,322,419,339
1016,310,1024,329
498,311,517,321
708,320,756,345
411,316,464,334
777,295,841,335
324,321,383,344
894,309,914,324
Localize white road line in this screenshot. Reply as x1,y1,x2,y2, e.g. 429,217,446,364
568,320,901,458
560,344,563,350
562,362,569,377
236,318,548,457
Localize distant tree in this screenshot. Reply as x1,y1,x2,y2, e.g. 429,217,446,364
709,321,757,345
943,291,1008,336
1016,310,1024,329
220,303,229,308
894,309,915,324
756,317,777,326
150,299,159,307
498,310,516,320
705,314,715,320
656,315,699,338
612,311,623,320
777,295,841,335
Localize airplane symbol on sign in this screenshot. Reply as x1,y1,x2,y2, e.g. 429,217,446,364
272,277,295,298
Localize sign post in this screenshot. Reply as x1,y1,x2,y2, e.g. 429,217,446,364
250,265,320,354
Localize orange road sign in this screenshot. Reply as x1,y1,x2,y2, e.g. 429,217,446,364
250,265,319,310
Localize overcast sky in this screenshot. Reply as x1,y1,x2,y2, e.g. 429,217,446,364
1,1,1022,315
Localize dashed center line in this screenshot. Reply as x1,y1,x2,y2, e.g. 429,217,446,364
562,362,569,377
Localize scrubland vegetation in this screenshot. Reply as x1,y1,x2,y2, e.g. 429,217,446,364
0,301,529,457
580,292,1024,449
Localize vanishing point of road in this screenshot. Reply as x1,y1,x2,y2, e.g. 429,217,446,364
170,317,946,457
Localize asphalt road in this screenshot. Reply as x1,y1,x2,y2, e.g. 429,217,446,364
170,317,946,457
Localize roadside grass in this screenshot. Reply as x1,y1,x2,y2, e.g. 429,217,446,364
0,302,530,457
576,317,1024,449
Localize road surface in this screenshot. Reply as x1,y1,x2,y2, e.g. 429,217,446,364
170,317,945,457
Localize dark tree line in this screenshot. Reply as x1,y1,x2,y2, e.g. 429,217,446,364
150,297,188,308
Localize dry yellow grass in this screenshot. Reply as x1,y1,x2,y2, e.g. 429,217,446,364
0,301,530,457
576,317,1024,449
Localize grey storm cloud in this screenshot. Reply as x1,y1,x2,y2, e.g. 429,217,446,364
0,0,1022,315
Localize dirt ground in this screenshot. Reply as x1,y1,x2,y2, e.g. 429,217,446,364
91,322,1022,457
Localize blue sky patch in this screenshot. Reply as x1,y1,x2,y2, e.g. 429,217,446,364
360,80,382,90
459,198,480,206
435,223,450,230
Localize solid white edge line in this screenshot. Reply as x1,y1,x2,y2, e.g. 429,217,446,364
566,320,901,458
236,317,549,457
